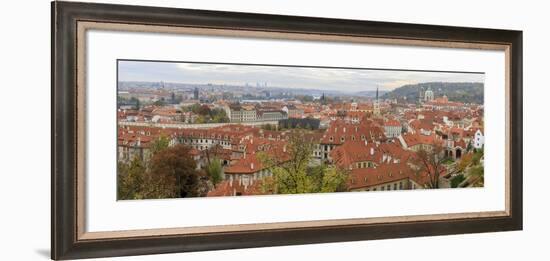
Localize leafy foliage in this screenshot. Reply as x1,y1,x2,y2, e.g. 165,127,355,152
259,131,348,194
382,82,484,104
149,135,170,155
468,148,484,187
117,156,146,200
149,145,200,198
117,145,200,199
450,174,466,188
206,158,223,186
182,103,229,123
153,99,166,106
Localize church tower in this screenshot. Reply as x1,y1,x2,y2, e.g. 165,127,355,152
424,86,434,102
373,86,381,116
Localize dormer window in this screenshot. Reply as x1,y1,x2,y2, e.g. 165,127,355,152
340,137,345,142
329,136,334,142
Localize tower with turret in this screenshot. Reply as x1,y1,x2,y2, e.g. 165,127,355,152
424,86,434,102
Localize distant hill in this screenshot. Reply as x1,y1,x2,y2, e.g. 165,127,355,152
382,82,484,104
354,90,389,98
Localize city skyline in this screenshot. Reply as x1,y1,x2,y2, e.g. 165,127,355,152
118,60,485,92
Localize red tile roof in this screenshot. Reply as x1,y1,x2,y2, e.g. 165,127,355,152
401,133,440,148
347,162,413,190
321,120,386,144
384,119,401,127
207,179,263,197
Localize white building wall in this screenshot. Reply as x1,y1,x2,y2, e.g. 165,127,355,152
474,129,484,149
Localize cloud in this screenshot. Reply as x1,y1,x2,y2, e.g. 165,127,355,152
118,60,484,92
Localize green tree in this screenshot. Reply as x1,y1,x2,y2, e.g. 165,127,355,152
206,158,223,186
468,165,484,187
130,97,140,110
450,174,466,188
182,103,197,113
211,109,229,123
320,167,348,192
260,131,348,194
149,135,170,155
195,116,207,124
117,156,146,200
261,124,273,131
153,99,166,106
468,148,484,187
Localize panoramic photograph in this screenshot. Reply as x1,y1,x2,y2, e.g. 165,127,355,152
116,60,485,200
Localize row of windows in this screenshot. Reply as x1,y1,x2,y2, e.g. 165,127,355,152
225,171,272,182
328,135,371,143
182,139,230,147
355,161,375,169
366,181,404,192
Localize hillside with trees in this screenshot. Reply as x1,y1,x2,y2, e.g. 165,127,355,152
382,82,484,104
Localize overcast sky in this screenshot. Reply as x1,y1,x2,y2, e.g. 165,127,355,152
118,60,484,92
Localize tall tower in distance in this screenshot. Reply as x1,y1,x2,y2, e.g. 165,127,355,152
193,87,199,100
373,86,381,116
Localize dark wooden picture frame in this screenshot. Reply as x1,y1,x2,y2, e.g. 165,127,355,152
52,1,522,260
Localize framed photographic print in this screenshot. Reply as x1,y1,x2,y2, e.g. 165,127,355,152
52,1,522,260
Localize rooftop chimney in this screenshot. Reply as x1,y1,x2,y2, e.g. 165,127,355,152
370,147,374,155
250,163,254,170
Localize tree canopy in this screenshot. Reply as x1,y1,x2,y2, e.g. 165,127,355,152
149,145,200,198
260,131,348,194
117,144,200,199
205,158,223,186
409,143,449,189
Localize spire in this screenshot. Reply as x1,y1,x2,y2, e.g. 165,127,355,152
376,86,379,101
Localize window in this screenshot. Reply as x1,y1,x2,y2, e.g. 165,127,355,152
393,183,397,190
387,185,391,190
399,182,403,189
381,186,385,191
